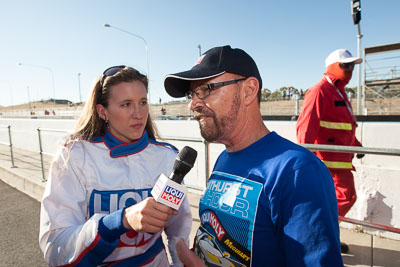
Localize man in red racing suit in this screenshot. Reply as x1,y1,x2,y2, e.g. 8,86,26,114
296,49,364,219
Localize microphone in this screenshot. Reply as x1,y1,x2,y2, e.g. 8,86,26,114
151,146,198,210
169,146,198,184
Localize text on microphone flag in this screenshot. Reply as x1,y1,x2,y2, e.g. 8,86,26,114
161,185,184,205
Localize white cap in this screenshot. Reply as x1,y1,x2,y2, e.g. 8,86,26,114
325,49,362,68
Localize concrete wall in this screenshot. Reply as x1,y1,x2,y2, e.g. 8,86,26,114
0,118,399,239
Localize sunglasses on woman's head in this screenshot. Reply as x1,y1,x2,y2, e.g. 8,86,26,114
100,65,126,88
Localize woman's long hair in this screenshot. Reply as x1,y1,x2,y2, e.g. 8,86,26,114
74,66,158,140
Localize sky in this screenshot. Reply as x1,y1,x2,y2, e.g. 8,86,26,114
0,0,399,107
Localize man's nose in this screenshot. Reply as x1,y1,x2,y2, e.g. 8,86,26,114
188,94,203,111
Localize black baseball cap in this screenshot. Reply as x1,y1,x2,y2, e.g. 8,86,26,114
164,45,262,98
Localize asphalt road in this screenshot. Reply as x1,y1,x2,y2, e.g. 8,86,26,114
0,180,47,267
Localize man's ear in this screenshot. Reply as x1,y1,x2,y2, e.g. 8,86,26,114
242,77,259,105
96,104,106,120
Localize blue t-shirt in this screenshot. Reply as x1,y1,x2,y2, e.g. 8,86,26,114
195,132,343,266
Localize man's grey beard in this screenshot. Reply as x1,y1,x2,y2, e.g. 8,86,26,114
197,93,241,142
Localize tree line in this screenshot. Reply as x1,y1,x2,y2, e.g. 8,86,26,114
262,87,358,101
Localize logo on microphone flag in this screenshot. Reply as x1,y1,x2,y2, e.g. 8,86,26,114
151,174,188,210
161,186,184,205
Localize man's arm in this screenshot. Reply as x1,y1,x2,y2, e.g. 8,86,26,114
272,158,344,266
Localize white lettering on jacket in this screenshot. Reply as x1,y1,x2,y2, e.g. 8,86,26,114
91,189,152,246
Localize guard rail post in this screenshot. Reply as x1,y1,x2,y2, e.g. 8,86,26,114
0,125,15,168
204,140,210,187
7,125,15,168
37,128,46,182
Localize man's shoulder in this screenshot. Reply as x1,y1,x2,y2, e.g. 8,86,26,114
308,77,330,92
261,133,317,165
304,78,335,102
270,135,324,169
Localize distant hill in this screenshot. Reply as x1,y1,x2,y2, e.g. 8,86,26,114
153,98,400,116
2,97,399,116
1,100,81,110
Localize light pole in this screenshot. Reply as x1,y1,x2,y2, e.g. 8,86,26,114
356,25,363,115
77,73,82,104
197,44,202,57
104,23,150,103
18,62,56,106
351,0,363,115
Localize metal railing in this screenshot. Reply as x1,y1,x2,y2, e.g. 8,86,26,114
0,125,15,168
1,126,399,266
338,216,400,266
296,143,400,267
301,143,400,156
37,127,70,181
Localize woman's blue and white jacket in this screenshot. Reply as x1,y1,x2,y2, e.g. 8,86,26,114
39,130,192,266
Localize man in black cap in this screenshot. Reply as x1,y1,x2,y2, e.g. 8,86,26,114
165,45,343,266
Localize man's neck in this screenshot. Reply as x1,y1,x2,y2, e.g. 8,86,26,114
219,112,270,153
325,73,347,90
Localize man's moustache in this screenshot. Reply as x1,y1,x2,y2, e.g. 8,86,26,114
193,110,213,120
